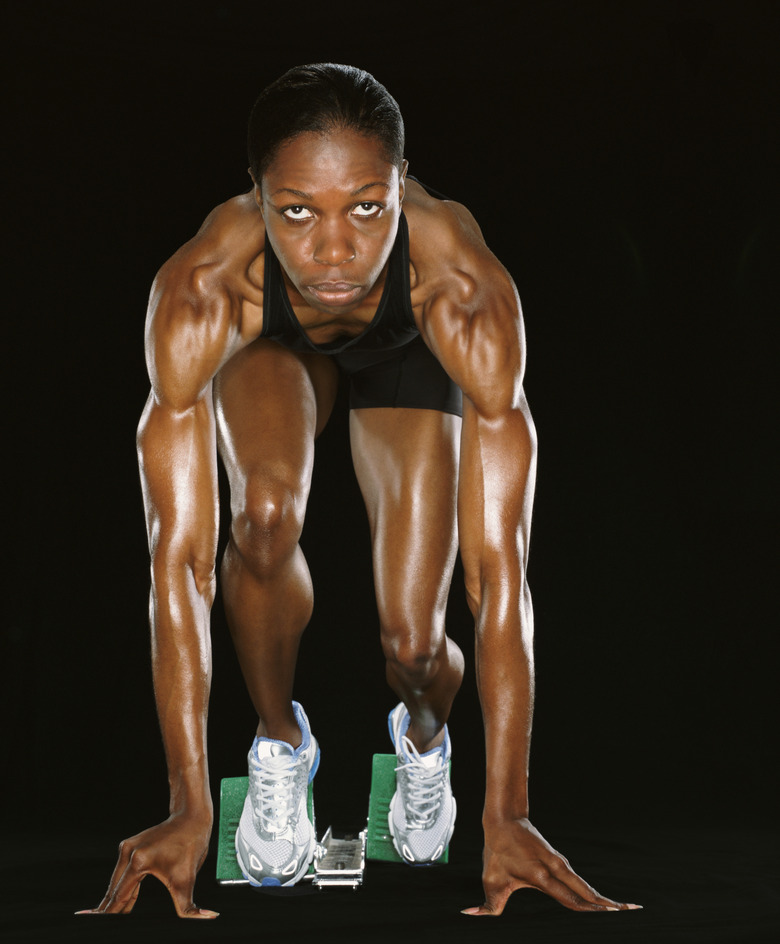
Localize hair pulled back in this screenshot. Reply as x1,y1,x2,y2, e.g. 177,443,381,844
248,63,404,185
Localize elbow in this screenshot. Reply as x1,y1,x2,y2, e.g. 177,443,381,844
464,578,482,618
463,557,531,630
150,542,217,607
135,392,160,469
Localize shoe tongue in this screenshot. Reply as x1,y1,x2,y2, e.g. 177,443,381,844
256,739,294,760
403,740,442,770
416,749,441,770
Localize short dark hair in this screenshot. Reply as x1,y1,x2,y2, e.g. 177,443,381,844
247,63,405,185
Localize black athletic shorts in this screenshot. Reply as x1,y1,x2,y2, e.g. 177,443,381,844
333,335,463,417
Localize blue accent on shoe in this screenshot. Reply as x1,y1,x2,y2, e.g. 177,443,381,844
387,704,410,747
291,701,311,746
308,746,320,783
261,877,282,887
251,702,319,780
388,703,449,760
290,701,319,782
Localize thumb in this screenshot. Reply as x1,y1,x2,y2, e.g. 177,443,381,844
176,898,219,920
461,904,495,916
462,879,519,917
169,877,218,920
461,895,506,917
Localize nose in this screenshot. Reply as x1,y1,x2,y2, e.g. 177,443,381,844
313,219,356,266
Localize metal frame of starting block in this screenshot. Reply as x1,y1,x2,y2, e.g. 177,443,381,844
216,753,449,890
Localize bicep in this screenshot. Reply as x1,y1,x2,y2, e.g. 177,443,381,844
421,255,526,417
144,261,238,409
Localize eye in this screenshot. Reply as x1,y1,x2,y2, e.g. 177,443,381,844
282,205,314,221
352,202,383,218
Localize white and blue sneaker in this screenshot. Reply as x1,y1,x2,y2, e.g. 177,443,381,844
235,701,319,887
387,702,456,865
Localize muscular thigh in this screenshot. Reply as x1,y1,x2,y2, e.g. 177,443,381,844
214,338,339,517
350,408,461,626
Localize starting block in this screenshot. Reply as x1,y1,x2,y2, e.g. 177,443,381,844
365,753,449,863
216,753,449,890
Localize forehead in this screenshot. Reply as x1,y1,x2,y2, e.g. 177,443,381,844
263,129,396,195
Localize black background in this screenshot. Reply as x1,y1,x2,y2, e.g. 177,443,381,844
3,1,779,941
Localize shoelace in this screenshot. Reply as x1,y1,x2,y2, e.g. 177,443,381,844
395,734,446,830
249,754,299,833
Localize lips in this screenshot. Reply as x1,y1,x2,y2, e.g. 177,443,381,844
306,281,363,306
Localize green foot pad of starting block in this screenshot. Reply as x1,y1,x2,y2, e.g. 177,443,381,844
216,776,315,883
365,754,449,864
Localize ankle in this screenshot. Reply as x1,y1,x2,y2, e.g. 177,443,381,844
405,721,445,755
255,716,302,749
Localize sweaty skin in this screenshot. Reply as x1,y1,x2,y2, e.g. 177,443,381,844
83,129,640,918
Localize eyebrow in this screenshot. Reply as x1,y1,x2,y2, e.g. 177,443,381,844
270,182,391,199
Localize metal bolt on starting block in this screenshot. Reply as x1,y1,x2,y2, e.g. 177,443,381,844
311,826,367,888
216,753,449,890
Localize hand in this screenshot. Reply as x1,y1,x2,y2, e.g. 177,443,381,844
462,817,641,916
77,812,217,918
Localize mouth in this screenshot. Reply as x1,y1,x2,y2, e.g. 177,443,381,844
306,281,363,306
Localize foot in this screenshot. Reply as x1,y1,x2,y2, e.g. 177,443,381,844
235,701,319,887
387,702,456,865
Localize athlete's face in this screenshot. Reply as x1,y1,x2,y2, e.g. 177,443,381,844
258,128,406,313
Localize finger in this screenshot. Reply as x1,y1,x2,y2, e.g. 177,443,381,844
102,860,145,914
535,873,624,912
92,840,135,912
119,881,142,915
546,859,625,908
549,860,642,910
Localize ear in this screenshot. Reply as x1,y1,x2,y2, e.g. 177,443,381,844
248,170,264,215
398,159,408,205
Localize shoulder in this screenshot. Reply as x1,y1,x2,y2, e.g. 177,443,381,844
404,179,488,269
404,178,519,326
146,193,265,406
404,180,525,413
152,192,264,312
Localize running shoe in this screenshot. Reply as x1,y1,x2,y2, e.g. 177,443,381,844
387,702,456,864
235,701,319,887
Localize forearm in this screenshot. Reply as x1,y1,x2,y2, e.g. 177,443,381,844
458,396,537,826
474,574,534,824
138,391,219,822
149,558,215,819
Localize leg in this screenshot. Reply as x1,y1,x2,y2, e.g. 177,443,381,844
350,407,465,753
215,339,338,746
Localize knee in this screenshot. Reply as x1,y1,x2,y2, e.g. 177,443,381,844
230,472,306,575
381,626,442,685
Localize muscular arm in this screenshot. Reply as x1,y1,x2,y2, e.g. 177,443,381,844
420,218,637,916
138,384,218,822
86,260,242,918
458,381,537,826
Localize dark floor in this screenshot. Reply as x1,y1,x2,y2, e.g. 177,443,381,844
3,824,778,944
